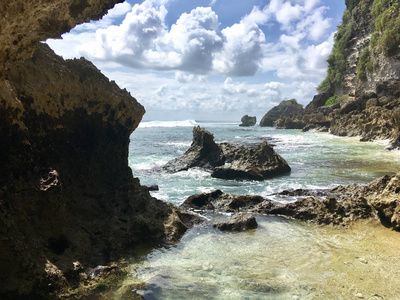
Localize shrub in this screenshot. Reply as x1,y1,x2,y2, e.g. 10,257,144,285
357,47,370,81
325,95,348,106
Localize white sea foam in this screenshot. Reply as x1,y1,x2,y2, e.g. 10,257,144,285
138,119,198,128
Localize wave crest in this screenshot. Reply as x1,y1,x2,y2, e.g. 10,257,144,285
138,120,198,128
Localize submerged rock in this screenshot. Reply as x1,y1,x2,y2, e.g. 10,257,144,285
239,115,257,127
163,127,291,180
213,213,258,232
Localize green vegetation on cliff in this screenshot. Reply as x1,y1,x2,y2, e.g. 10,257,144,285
371,0,400,56
318,8,353,93
319,0,400,91
324,95,348,106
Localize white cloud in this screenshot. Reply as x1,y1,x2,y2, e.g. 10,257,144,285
156,84,168,96
215,22,265,76
166,7,224,74
45,0,342,120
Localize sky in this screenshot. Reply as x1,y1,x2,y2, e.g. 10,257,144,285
46,0,346,121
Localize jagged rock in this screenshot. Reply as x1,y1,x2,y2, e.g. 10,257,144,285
301,124,329,132
0,0,125,74
212,142,291,180
213,213,258,232
0,2,199,298
181,186,377,228
162,127,291,180
260,99,303,127
146,184,160,191
304,93,332,111
181,190,264,212
162,126,225,172
239,115,256,127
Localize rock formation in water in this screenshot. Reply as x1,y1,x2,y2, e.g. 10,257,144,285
181,175,400,229
212,212,258,232
275,0,400,148
0,1,198,298
162,126,291,180
260,99,303,127
239,115,257,126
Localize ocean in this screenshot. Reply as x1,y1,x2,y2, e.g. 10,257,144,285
125,120,400,299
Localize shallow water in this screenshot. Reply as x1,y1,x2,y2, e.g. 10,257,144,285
127,217,400,299
126,121,400,299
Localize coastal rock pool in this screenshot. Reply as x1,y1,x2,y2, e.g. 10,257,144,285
124,121,400,299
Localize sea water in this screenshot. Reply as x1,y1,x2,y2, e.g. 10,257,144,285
124,120,400,299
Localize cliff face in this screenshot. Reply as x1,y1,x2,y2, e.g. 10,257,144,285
276,0,400,146
0,1,195,298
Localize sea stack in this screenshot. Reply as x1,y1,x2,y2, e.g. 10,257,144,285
162,126,291,180
260,99,303,127
239,115,257,126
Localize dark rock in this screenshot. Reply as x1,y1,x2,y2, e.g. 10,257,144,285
239,115,256,127
181,190,223,210
304,93,332,111
181,190,267,212
0,5,199,298
163,127,290,180
213,213,258,232
260,99,303,127
162,126,225,172
211,142,291,180
146,184,159,191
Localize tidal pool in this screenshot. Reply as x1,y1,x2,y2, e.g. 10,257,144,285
117,215,400,300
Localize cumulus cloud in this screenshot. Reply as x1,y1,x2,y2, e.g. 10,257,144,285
156,84,168,96
167,7,224,74
46,0,341,119
215,22,265,76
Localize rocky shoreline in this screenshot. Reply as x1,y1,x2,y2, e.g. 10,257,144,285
2,0,400,298
181,172,400,232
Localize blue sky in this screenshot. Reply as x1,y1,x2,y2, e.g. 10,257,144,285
47,0,345,121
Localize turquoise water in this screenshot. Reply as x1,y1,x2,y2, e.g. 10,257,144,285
130,120,400,205
126,120,400,299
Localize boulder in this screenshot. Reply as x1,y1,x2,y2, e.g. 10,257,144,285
213,213,258,232
181,190,264,212
162,127,291,180
239,115,256,127
211,142,291,180
260,99,303,127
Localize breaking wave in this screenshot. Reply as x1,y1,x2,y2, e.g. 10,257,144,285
138,120,198,128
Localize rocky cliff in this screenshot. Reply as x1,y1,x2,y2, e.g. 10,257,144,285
276,0,400,147
0,1,195,298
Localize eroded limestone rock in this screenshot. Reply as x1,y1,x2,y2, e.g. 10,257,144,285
162,126,291,180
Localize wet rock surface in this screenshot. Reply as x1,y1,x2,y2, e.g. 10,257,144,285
213,213,258,232
239,115,256,127
163,126,291,180
181,174,400,229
